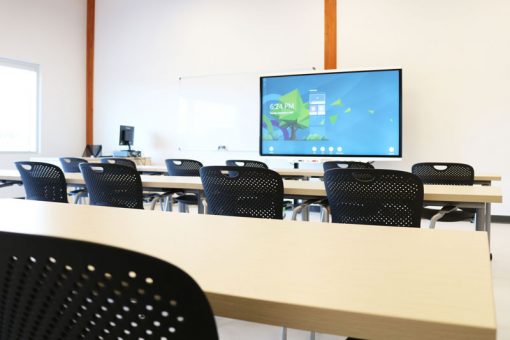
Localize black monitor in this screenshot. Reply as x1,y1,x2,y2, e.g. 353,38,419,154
260,68,402,160
82,144,102,157
119,125,134,150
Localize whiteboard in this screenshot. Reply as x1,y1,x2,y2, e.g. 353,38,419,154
177,73,260,152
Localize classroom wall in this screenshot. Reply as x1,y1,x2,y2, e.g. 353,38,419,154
337,0,510,214
94,0,323,167
0,0,86,196
95,0,510,215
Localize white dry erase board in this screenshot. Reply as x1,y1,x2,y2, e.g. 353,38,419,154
176,73,259,152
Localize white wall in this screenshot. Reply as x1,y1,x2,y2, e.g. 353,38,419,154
95,0,510,214
94,0,323,167
0,0,86,196
337,0,510,214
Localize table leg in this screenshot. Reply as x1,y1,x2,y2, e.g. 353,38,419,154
475,206,486,232
197,190,205,214
485,202,491,243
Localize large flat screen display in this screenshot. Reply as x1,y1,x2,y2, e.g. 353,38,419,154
260,69,402,158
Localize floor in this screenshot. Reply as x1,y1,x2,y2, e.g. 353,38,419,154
209,215,510,340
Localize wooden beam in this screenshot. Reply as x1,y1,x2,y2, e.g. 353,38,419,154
324,0,337,69
86,0,95,144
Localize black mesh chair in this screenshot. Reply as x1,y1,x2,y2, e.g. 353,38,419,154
225,159,268,169
294,161,376,222
412,162,474,185
324,169,423,227
323,161,374,171
412,162,475,227
0,230,218,340
60,157,88,173
200,166,284,219
101,158,167,209
165,159,203,213
59,157,89,204
15,161,68,203
101,158,137,169
79,163,144,209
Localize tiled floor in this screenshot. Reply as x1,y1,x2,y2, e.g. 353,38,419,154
212,217,510,340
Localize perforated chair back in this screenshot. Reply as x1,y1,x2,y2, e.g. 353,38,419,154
0,231,218,340
79,163,144,209
325,169,423,227
101,158,137,169
15,161,68,203
323,161,374,171
200,166,284,219
411,162,474,185
59,157,88,173
165,159,203,177
225,160,268,169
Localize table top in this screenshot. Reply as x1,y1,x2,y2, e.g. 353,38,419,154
0,199,496,340
0,170,502,204
136,165,502,182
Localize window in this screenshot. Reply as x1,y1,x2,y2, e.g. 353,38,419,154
0,58,39,152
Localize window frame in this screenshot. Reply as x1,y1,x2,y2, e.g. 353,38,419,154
0,57,41,153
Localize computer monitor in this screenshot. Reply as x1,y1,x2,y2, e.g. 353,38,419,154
260,68,402,160
119,125,134,150
82,144,102,157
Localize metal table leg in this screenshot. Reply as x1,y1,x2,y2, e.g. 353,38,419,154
475,205,486,232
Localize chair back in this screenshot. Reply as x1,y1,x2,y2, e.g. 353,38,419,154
323,161,374,171
411,162,474,185
200,166,284,219
165,159,203,177
15,161,68,203
59,157,88,173
325,169,423,227
225,159,268,169
79,163,144,209
101,157,137,169
0,231,218,340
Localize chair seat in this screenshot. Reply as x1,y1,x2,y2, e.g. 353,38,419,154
175,194,199,205
422,206,475,222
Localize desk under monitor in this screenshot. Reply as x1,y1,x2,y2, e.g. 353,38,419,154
0,199,496,340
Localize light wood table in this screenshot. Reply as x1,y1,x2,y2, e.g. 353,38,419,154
0,199,496,340
0,170,502,234
136,165,501,185
31,156,152,166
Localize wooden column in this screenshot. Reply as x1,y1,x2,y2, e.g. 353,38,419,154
324,0,337,70
86,0,95,144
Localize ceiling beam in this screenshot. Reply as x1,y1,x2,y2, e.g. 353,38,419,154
324,0,337,69
86,0,95,144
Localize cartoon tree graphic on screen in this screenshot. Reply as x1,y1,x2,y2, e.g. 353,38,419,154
272,89,309,140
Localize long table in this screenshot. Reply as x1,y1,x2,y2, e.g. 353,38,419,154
137,165,502,185
0,170,502,236
0,199,496,340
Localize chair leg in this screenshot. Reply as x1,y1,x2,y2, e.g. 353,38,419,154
310,331,316,340
178,202,186,213
149,196,160,210
301,205,310,221
320,205,330,222
281,326,287,340
73,192,83,204
291,205,304,220
162,196,173,211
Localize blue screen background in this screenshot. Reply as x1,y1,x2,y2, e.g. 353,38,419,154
260,69,401,157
